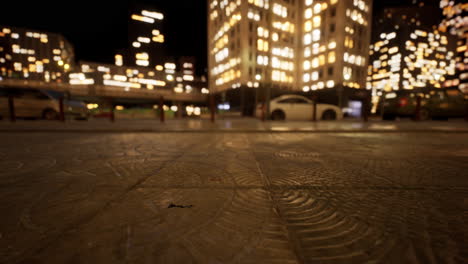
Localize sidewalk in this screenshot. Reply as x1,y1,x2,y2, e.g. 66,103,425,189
1,118,467,133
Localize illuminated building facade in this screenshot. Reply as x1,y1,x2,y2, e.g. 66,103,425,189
103,8,207,95
0,26,74,83
208,0,373,112
439,0,468,94
125,6,166,68
68,60,208,95
69,62,166,89
368,6,457,111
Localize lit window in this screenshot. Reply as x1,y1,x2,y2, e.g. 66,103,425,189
304,21,312,32
305,8,312,19
328,51,336,63
304,34,312,45
270,33,279,44
313,16,321,28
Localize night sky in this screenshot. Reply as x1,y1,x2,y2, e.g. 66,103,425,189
0,0,439,75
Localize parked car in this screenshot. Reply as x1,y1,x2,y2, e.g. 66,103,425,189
257,94,343,121
0,87,89,120
381,88,467,120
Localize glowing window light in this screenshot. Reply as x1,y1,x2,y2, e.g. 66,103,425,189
98,66,110,72
304,21,312,32
304,34,312,45
328,51,336,63
138,37,151,43
328,41,336,49
141,10,164,20
343,67,352,80
136,53,149,60
131,14,154,24
183,75,194,81
133,42,141,48
312,58,319,68
273,3,287,18
183,63,193,69
312,71,319,81
152,35,164,43
319,54,325,66
327,80,335,88
115,54,123,66
386,32,396,40
136,60,149,67
388,47,399,54
113,75,127,82
313,16,321,27
70,73,86,80
215,48,229,62
164,63,176,70
314,3,321,13
272,33,279,41
305,8,312,19
312,29,321,42
14,62,22,71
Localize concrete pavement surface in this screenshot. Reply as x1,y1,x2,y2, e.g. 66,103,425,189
1,118,468,133
0,132,467,263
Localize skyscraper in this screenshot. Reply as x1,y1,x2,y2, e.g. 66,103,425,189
126,5,166,68
368,5,458,112
208,0,373,114
439,0,468,94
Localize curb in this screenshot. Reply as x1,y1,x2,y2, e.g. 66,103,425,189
1,129,468,134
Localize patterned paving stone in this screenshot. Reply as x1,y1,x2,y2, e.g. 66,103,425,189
0,132,466,263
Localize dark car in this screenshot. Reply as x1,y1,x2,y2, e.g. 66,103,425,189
380,88,467,120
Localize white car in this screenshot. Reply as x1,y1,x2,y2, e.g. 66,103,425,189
0,87,89,120
257,95,343,121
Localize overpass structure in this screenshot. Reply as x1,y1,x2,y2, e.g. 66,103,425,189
0,79,208,103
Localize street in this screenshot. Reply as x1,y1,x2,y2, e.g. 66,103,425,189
0,131,467,263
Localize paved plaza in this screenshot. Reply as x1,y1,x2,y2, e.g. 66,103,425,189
1,118,468,133
0,131,467,263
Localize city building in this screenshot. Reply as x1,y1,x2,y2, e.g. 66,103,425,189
69,60,208,95
0,26,74,83
122,6,167,68
208,0,373,114
105,7,208,95
439,0,468,94
368,6,457,112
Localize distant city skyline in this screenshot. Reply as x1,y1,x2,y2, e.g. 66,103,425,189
0,0,441,75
